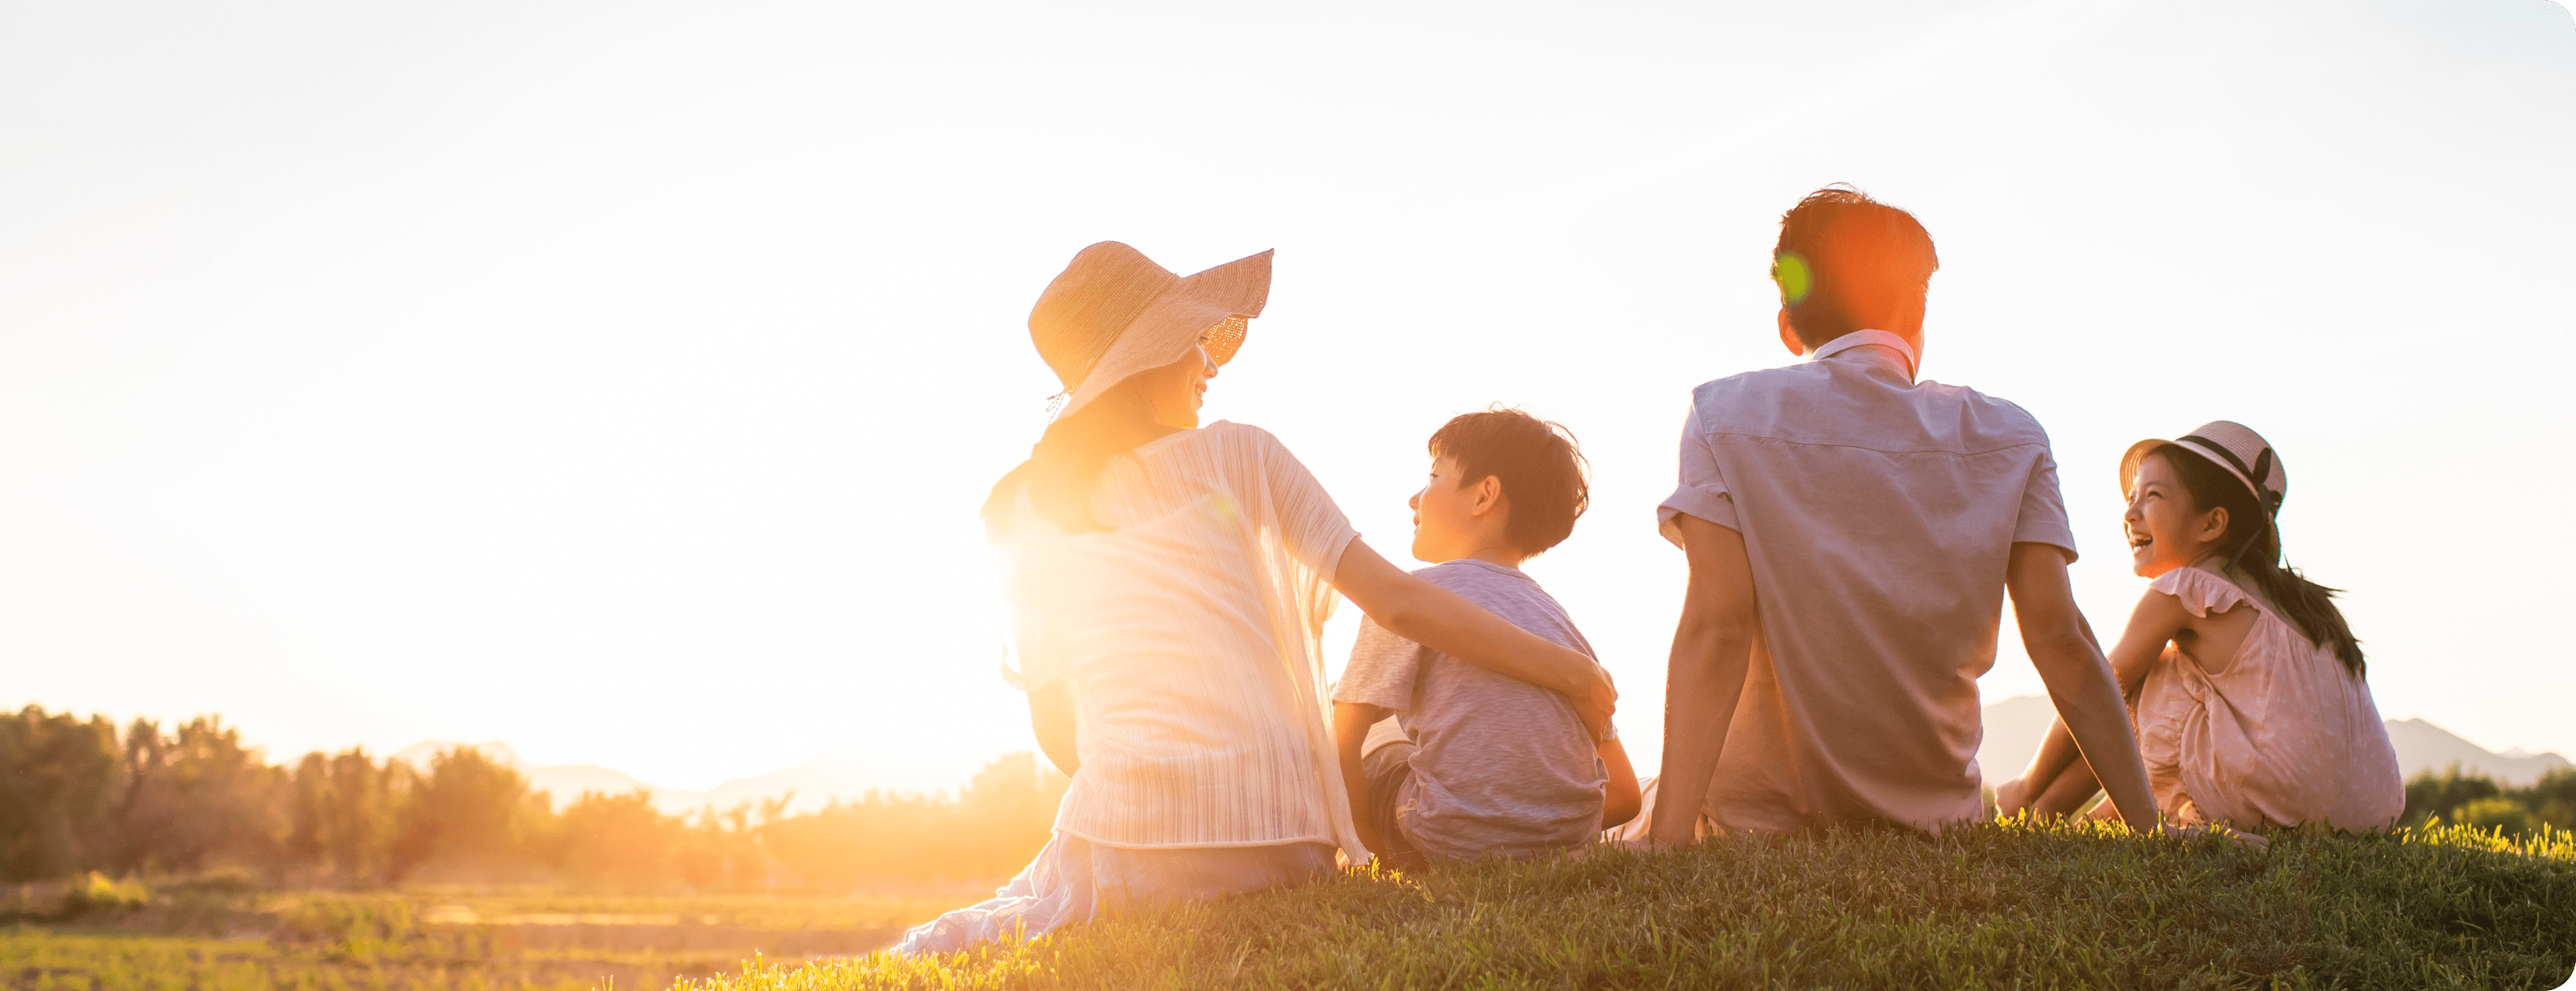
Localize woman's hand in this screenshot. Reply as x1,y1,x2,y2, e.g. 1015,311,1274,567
1567,674,1617,742
1331,538,1616,725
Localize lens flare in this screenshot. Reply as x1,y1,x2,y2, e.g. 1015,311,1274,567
1773,251,1813,304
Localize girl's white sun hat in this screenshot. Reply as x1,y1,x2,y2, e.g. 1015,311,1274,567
2119,420,2287,514
1028,242,1272,420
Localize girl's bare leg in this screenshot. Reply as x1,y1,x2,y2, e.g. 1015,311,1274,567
2031,758,2103,818
1998,715,2094,818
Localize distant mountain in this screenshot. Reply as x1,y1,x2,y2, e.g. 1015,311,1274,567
1977,696,2572,788
2382,718,2572,786
684,756,893,815
390,742,914,815
1974,695,2060,781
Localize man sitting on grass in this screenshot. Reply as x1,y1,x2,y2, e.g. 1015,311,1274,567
1333,409,1642,869
1649,186,2160,841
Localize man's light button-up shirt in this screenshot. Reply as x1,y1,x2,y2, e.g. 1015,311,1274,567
1655,328,2077,833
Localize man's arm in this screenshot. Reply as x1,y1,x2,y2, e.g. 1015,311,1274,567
1650,514,1761,846
2005,542,2158,829
1334,538,1615,736
1029,679,1079,778
2002,594,2185,817
1332,701,1390,857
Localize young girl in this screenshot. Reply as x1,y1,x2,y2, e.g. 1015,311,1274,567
893,243,1614,955
1997,421,2403,831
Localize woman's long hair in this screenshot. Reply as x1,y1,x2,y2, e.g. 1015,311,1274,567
983,381,1156,534
2152,445,2366,677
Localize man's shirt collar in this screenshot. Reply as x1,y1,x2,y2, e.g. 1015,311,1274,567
1807,329,1918,382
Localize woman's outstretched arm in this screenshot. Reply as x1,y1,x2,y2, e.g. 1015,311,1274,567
1332,538,1616,735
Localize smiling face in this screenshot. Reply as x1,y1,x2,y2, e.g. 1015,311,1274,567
1129,343,1218,429
2123,450,2232,577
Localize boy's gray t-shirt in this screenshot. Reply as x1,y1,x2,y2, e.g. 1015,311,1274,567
1332,559,1610,862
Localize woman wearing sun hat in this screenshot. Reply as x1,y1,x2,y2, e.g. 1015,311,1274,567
891,243,1616,955
1997,421,2403,832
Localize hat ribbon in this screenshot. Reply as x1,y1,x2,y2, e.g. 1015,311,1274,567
2179,434,2284,573
2177,434,2282,513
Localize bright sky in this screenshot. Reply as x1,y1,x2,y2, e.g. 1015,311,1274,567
5,0,2571,794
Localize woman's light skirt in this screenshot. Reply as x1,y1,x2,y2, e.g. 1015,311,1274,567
891,832,1333,955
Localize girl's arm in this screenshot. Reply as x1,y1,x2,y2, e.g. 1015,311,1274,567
1332,539,1617,736
2102,592,2192,699
1598,735,1643,830
1029,679,1080,778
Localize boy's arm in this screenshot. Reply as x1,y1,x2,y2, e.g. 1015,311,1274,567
1598,735,1643,831
1651,514,1761,847
1334,539,1614,737
2005,543,2158,830
1332,701,1390,858
1029,679,1079,778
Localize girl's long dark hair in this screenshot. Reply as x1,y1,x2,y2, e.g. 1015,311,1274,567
982,382,1156,534
2152,445,2366,678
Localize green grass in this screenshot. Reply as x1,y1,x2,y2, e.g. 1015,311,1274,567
271,892,962,932
2,927,691,991
682,820,2576,991
1,891,953,991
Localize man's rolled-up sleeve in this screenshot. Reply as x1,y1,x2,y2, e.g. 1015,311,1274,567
1657,407,1738,547
2012,446,2080,562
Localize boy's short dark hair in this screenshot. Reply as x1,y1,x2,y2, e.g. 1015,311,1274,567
1428,407,1589,555
1773,185,1939,349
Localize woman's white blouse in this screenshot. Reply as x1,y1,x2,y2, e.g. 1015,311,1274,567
997,421,1364,856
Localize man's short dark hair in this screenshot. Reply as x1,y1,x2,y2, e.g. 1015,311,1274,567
1773,185,1939,349
1428,407,1589,555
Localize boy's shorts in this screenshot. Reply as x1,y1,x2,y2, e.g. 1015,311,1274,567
1361,741,1428,870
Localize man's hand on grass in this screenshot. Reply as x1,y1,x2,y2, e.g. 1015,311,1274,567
1993,777,2035,818
1582,837,1660,858
2159,822,2270,852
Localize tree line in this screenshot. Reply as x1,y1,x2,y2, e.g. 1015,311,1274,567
2402,765,2576,837
10,703,2561,894
0,705,1065,892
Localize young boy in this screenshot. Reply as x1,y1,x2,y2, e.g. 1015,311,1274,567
1331,409,1641,868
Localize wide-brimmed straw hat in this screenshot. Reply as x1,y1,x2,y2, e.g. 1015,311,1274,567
1029,242,1272,420
2119,420,2288,514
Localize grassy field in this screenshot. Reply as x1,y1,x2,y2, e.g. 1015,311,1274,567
2,889,958,991
9,820,2570,990
687,819,2576,991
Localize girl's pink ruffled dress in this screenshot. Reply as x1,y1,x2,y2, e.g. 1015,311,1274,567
2132,567,2406,830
